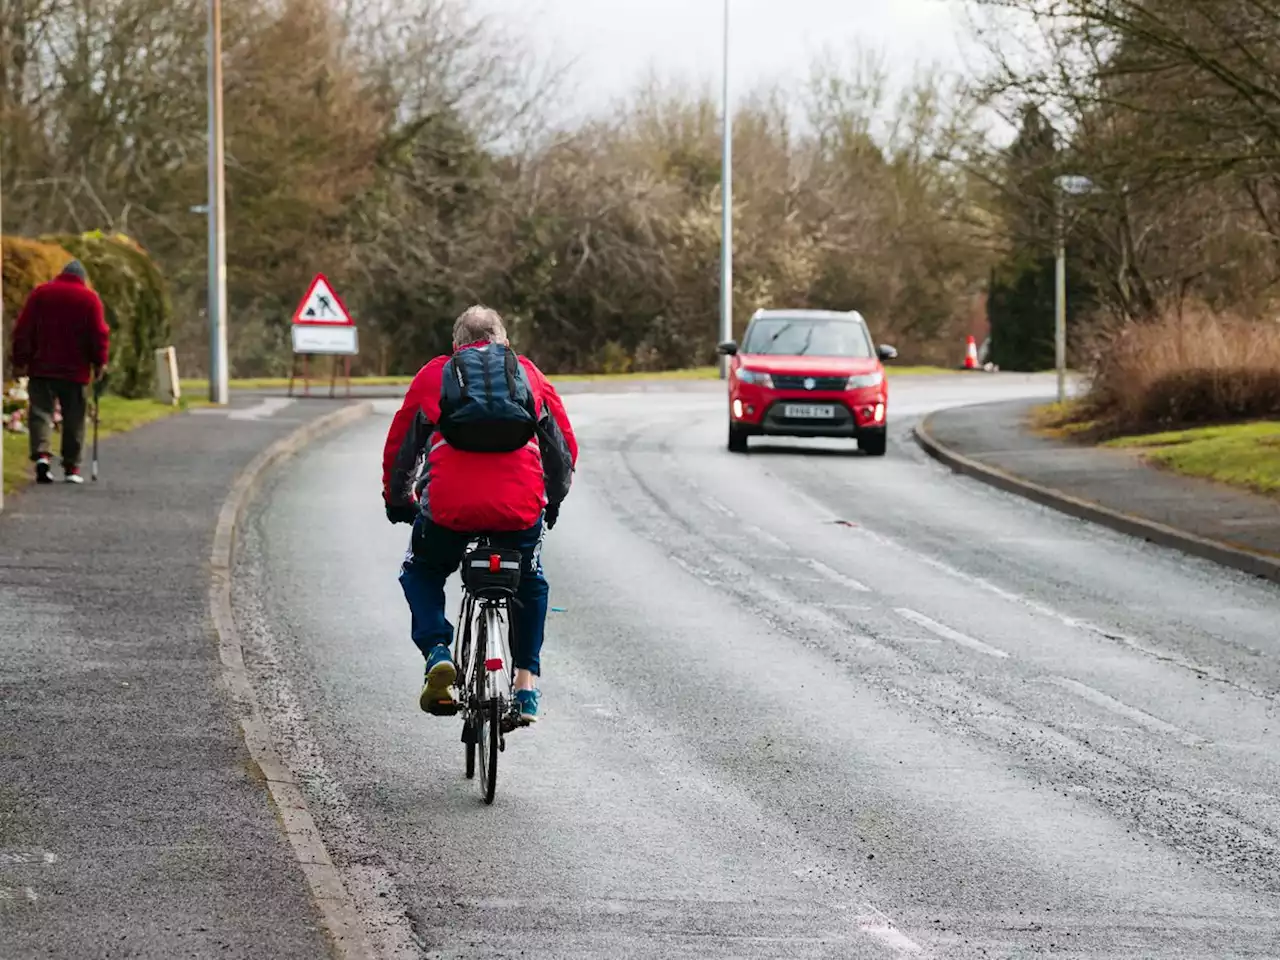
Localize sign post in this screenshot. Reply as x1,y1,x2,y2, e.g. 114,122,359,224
289,273,358,398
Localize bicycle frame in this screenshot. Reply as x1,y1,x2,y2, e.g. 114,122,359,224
454,541,521,737
455,592,516,711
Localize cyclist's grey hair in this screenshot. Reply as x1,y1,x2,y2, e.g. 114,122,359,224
452,305,509,348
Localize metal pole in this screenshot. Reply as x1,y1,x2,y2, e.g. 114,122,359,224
1,148,6,513
718,0,733,379
207,0,229,405
1054,188,1067,404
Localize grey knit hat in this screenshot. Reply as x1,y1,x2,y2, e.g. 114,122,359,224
61,259,88,280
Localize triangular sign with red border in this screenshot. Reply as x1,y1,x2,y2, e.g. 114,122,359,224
292,273,353,326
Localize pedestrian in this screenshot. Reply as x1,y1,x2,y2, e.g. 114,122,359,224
10,260,110,485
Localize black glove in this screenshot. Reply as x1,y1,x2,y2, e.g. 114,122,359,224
386,503,417,525
544,501,560,530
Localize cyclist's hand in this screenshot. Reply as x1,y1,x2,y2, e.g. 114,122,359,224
386,503,417,525
544,502,560,530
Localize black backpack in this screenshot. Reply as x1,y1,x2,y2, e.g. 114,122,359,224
438,344,539,453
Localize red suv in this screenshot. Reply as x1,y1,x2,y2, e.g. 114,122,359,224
717,309,897,456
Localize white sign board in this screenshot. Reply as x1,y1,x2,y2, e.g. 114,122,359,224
292,325,358,355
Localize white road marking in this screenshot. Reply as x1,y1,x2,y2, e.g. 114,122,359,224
192,397,297,421
804,558,871,592
0,887,38,902
1047,677,1205,745
857,909,924,955
0,852,57,864
742,523,788,548
847,526,1265,696
229,397,297,421
701,496,735,517
894,609,1010,659
669,554,715,586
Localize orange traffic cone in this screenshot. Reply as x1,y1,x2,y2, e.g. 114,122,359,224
963,336,978,370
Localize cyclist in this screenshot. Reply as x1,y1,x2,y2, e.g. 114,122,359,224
382,305,577,724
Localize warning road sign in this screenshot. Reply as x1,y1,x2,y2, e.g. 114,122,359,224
292,274,353,325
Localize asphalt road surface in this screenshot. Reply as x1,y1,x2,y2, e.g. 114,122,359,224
234,373,1280,959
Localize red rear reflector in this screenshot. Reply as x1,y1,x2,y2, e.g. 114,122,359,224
489,554,501,573
485,658,504,672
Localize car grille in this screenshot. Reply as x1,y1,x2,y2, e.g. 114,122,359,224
771,375,847,392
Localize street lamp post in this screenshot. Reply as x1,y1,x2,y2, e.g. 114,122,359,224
207,0,229,405
1053,175,1093,404
718,0,732,378
1,151,6,513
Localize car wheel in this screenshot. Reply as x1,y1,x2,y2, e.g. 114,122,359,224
859,427,887,457
728,423,749,453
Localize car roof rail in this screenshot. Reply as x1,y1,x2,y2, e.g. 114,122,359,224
750,308,866,324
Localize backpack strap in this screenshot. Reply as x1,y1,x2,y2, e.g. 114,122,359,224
506,349,538,417
503,347,519,397
452,352,469,397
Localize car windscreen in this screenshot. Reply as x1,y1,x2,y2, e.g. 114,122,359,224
742,318,874,358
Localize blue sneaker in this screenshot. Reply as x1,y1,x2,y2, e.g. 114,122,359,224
514,689,540,725
419,645,457,713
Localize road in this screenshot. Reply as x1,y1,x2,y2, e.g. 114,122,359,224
234,372,1280,959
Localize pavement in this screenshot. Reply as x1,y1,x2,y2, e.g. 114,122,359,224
919,398,1280,571
0,395,359,958
231,372,1280,958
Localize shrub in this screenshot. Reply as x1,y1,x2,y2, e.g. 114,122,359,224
1085,305,1280,434
45,232,174,398
1,236,74,379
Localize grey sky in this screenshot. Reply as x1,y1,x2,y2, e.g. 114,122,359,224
478,0,981,120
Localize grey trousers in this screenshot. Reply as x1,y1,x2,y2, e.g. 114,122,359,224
28,378,89,470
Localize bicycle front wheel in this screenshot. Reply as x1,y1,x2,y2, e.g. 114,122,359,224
479,699,499,804
461,599,477,780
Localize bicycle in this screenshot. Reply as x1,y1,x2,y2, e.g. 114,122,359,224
427,536,527,804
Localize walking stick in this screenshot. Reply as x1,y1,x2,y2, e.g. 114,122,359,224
91,373,106,482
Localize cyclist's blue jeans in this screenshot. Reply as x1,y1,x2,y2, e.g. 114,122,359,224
398,515,549,675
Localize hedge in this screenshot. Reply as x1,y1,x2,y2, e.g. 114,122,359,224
43,232,173,398
4,232,174,397
2,236,72,377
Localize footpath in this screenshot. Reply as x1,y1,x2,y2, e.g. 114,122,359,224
917,398,1280,585
0,396,368,958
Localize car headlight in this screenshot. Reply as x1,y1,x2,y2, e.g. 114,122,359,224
737,369,774,387
846,371,884,389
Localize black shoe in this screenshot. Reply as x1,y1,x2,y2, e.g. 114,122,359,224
35,459,53,484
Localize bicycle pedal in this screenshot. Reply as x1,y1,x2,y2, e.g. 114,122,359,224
426,698,460,717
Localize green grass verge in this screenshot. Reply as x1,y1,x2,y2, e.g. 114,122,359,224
3,395,195,495
1103,421,1280,497
178,364,953,395
179,375,414,394
1028,400,1100,441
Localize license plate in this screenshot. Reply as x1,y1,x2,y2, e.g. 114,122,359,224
783,404,836,419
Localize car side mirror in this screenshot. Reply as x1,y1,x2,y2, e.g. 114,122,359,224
877,344,898,362
716,340,739,357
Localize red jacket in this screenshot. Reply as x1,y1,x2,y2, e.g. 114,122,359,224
382,345,578,532
11,274,110,385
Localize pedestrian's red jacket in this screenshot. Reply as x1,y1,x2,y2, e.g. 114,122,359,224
11,274,109,385
382,344,579,532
